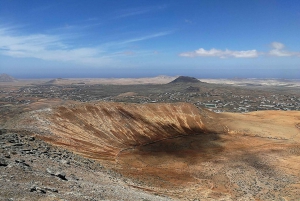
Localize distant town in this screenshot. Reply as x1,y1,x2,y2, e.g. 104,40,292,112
1,76,299,116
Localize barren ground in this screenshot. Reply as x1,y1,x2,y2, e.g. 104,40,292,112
1,77,300,200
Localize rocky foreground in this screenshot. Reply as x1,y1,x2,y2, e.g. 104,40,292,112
0,130,174,201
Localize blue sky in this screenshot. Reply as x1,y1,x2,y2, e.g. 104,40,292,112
0,0,300,78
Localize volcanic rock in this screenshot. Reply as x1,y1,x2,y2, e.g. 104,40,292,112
47,168,67,180
0,132,171,201
0,158,8,166
30,186,46,194
55,171,67,180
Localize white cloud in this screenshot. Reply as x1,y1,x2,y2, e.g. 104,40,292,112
269,49,294,57
179,48,258,58
269,41,300,57
179,42,300,58
229,50,258,58
271,42,285,50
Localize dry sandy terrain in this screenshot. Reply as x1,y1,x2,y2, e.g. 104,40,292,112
5,101,300,200
202,78,300,88
2,76,300,87
0,76,177,87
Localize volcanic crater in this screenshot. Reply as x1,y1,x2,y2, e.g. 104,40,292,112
9,101,300,200
18,102,221,159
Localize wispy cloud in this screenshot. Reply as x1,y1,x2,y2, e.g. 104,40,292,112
0,25,171,66
31,4,59,12
179,48,258,58
121,51,135,56
179,42,300,58
48,20,104,33
114,8,153,19
184,19,193,24
0,26,110,66
114,5,166,19
118,31,172,45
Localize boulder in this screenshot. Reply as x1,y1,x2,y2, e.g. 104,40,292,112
47,168,67,180
0,158,8,166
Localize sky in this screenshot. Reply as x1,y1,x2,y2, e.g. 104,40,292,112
0,0,300,79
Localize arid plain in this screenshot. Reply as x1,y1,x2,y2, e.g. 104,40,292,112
1,75,300,200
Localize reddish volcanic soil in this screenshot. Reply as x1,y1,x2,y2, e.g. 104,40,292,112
8,102,300,200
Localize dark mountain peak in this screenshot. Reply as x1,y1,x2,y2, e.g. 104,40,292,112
169,76,200,84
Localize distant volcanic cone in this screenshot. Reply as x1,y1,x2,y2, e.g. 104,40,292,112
169,76,201,84
0,73,17,82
